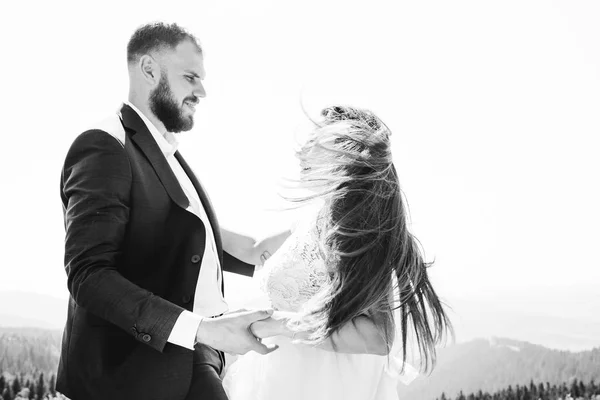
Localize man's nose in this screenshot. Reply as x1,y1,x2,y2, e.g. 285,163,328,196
194,82,206,98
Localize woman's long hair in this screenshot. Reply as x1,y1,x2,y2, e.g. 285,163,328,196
289,105,452,373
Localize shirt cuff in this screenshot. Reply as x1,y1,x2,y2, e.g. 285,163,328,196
167,310,204,350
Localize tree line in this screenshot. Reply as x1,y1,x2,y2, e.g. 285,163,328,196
0,370,66,400
437,379,600,400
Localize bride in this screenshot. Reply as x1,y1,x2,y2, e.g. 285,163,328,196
221,105,452,400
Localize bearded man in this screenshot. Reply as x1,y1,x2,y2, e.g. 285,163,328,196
57,22,277,400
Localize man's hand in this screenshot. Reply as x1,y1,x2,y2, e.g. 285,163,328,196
195,309,279,355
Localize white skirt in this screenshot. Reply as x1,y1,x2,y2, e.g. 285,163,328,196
222,335,412,400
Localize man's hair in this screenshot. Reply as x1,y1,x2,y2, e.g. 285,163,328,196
127,22,201,64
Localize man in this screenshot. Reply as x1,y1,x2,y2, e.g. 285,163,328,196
57,22,277,400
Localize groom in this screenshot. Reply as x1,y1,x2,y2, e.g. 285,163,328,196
57,22,276,400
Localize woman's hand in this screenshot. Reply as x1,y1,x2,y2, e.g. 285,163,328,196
249,311,295,339
254,250,271,272
221,227,290,267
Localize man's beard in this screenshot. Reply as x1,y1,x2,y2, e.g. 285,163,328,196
149,75,195,133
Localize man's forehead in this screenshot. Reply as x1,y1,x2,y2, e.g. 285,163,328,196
161,40,204,73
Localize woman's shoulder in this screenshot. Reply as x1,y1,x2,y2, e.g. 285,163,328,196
289,201,325,234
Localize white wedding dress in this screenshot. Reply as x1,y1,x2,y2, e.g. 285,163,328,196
222,210,418,400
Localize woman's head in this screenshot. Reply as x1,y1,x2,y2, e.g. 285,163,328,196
295,105,393,194
291,105,452,373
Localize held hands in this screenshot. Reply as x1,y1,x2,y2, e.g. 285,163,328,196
249,311,299,340
195,309,279,355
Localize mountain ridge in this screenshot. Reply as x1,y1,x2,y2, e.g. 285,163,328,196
1,290,599,352
397,337,600,400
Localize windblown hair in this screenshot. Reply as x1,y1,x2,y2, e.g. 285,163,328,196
127,22,201,64
290,105,452,373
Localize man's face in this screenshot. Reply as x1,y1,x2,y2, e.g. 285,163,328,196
149,39,206,133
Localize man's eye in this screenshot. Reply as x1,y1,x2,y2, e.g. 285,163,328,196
185,76,195,82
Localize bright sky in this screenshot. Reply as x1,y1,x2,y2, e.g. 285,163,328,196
1,0,599,346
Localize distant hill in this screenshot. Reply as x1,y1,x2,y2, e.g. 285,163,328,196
446,295,600,352
2,289,600,353
397,337,600,400
0,292,67,330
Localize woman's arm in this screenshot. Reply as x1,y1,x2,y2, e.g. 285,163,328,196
220,227,292,267
250,311,389,356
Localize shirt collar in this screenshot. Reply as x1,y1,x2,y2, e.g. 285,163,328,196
125,100,179,158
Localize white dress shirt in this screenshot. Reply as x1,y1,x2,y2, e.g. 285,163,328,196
123,101,228,350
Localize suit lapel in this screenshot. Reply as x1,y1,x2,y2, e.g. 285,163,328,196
175,152,224,259
177,152,226,293
119,104,190,211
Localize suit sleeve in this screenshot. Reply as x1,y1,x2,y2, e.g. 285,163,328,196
222,251,255,277
61,130,185,353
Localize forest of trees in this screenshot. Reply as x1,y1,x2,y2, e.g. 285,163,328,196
1,371,599,400
436,379,600,400
0,328,61,377
0,328,63,399
0,371,65,400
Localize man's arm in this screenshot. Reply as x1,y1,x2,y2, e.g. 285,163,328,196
220,227,292,268
222,251,255,277
63,130,281,356
62,130,185,353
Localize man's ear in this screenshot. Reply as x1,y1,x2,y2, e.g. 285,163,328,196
139,55,160,86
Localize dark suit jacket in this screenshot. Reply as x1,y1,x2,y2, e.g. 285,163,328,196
57,104,254,400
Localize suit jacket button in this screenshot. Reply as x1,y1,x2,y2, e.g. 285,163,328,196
182,295,192,303
191,254,201,264
142,334,151,342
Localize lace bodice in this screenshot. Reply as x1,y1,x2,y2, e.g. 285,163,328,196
261,214,330,312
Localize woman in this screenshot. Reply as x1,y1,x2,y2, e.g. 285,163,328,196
221,105,452,400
